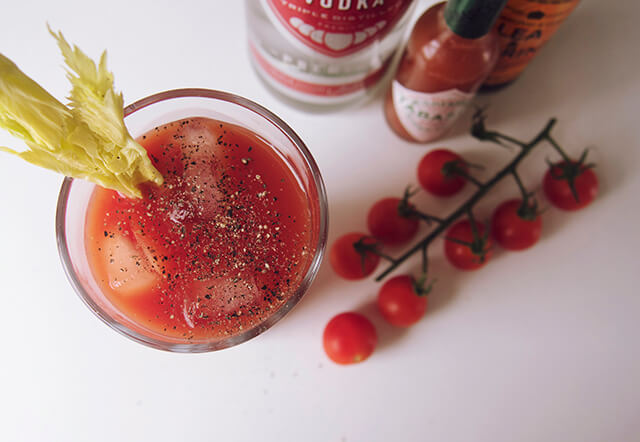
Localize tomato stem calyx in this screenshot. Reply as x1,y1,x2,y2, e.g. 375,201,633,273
516,199,541,222
546,148,596,204
354,238,396,270
413,273,435,297
399,186,445,225
448,162,485,188
397,186,419,219
442,157,486,188
511,170,540,221
444,233,491,263
471,107,524,149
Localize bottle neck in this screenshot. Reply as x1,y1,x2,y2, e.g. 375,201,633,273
444,0,508,39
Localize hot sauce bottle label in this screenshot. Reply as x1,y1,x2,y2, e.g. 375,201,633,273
391,81,474,142
263,0,413,57
484,0,580,86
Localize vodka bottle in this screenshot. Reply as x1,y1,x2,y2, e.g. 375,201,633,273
246,0,416,109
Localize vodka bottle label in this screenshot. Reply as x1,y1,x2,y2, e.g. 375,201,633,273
263,0,414,57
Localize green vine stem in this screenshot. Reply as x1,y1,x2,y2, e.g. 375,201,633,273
455,168,485,188
374,115,557,282
512,170,529,202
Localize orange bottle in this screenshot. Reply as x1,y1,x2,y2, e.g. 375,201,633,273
482,0,580,89
384,0,507,143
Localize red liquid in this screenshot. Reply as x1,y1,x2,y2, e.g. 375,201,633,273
85,117,315,341
384,2,500,142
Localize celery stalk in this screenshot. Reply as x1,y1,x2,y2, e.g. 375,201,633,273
0,30,163,198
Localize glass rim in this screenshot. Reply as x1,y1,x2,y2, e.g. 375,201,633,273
56,88,328,353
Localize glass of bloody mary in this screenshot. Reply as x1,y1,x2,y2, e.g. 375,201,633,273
56,89,328,352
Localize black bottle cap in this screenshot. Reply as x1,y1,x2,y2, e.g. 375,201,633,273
444,0,509,39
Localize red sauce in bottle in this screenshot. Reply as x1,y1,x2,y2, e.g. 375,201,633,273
384,0,506,143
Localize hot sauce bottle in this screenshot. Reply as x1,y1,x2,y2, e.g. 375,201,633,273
482,0,581,90
384,0,508,143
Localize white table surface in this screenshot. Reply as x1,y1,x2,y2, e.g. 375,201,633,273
1,1,639,441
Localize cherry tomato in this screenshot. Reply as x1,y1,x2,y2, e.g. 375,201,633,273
444,219,492,270
377,275,427,328
543,161,598,211
491,199,542,251
323,312,377,365
417,149,467,197
367,197,419,246
330,233,380,280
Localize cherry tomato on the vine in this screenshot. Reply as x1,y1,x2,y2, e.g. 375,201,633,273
543,161,598,211
491,199,542,251
367,197,419,246
444,219,492,270
377,275,428,328
418,149,467,197
330,232,380,280
323,312,377,365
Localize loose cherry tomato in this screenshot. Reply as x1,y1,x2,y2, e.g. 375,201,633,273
417,149,467,197
330,233,380,280
491,199,542,251
444,219,492,270
377,275,427,328
543,161,598,211
323,312,377,365
367,197,419,246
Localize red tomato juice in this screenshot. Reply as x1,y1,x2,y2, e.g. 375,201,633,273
84,117,315,341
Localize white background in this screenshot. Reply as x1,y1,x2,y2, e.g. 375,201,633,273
1,1,639,441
